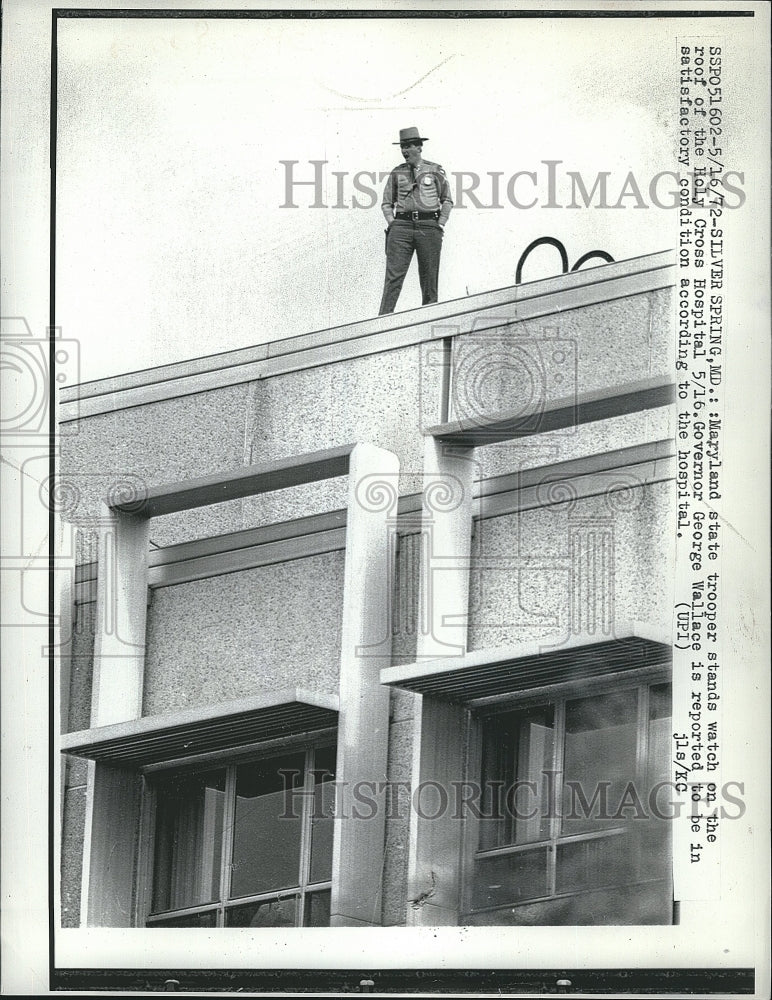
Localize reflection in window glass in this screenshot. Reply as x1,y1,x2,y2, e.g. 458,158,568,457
149,744,335,928
230,753,305,899
556,833,633,894
304,889,332,927
152,768,226,913
471,848,549,909
479,707,554,850
151,909,218,928
642,683,673,877
647,683,672,790
561,690,638,835
225,896,298,927
470,682,672,918
309,746,336,885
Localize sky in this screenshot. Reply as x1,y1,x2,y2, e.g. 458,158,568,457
56,14,688,382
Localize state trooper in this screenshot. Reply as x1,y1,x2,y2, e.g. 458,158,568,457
378,126,453,315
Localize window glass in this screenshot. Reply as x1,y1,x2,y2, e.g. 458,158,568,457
471,848,549,910
149,744,336,927
556,833,634,894
561,689,638,835
225,896,298,927
479,707,554,850
230,752,305,899
642,682,673,877
647,682,672,789
468,682,672,918
152,768,226,913
309,746,336,885
304,889,332,927
151,909,218,928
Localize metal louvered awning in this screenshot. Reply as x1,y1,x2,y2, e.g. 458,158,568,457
380,625,671,706
60,688,339,768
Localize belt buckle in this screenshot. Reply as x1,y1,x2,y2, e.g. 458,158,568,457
411,210,419,221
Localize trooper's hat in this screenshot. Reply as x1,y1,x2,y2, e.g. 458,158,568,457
393,126,429,145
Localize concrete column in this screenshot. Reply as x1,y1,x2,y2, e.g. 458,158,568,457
91,504,150,726
419,436,475,658
82,503,149,926
80,761,141,927
406,698,468,925
330,443,400,927
406,436,475,926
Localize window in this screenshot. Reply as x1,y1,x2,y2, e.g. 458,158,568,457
145,744,336,927
464,681,671,921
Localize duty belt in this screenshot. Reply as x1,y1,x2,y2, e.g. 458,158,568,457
394,210,440,221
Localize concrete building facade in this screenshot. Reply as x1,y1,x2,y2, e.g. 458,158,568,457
58,249,676,929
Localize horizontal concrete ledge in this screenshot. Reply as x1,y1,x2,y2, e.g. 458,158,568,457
60,688,339,767
150,526,347,589
73,437,675,601
114,443,356,517
380,623,672,705
427,376,675,445
59,250,675,421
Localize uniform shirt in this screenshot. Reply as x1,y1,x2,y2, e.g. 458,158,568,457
381,159,454,225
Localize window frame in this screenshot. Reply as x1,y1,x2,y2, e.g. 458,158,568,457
135,729,338,929
460,669,671,920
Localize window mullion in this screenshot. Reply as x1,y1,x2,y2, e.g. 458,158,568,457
461,713,483,917
136,776,157,927
636,685,649,783
219,765,237,928
548,699,566,898
146,901,220,923
634,685,650,882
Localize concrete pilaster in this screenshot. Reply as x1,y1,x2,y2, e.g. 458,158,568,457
330,444,399,927
406,436,475,926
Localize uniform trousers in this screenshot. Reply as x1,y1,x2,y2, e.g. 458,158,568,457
378,219,443,315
